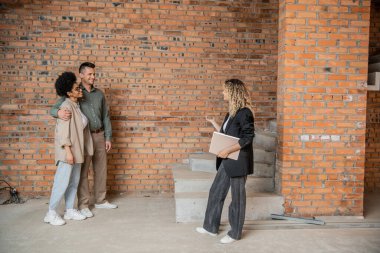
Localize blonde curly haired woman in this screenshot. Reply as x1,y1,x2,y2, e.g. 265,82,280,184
196,79,255,244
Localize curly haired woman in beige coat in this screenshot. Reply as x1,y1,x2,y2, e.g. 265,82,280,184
44,72,93,226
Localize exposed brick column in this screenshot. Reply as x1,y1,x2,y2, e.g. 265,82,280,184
277,0,371,216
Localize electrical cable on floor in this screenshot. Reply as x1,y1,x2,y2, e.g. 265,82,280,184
0,179,24,204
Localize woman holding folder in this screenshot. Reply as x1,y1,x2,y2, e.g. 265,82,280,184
196,79,255,244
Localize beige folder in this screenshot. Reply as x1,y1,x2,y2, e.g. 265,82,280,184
209,132,240,160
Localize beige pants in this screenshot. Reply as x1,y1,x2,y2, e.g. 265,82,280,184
77,131,107,210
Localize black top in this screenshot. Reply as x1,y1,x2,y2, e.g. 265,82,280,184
216,107,255,177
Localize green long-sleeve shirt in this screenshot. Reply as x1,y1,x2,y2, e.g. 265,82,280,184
50,85,112,141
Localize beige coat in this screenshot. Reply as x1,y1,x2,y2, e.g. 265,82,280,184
55,98,93,165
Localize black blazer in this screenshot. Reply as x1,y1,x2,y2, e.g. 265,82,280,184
216,107,255,177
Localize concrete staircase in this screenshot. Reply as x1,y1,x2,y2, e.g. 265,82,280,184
173,126,284,223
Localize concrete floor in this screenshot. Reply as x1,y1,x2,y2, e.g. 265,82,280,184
1,194,380,253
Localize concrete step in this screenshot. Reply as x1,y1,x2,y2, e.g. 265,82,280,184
175,192,284,222
254,149,276,165
173,166,274,194
253,129,277,152
189,153,215,173
189,150,276,174
268,120,277,133
254,162,275,178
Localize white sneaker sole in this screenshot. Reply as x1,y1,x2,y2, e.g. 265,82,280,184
80,212,94,218
94,205,117,209
220,236,237,244
196,227,217,236
63,215,86,221
44,217,65,226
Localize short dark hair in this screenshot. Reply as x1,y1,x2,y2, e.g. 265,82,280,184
79,62,95,73
55,72,77,98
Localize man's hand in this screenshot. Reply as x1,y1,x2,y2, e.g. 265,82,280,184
58,108,72,121
105,141,112,152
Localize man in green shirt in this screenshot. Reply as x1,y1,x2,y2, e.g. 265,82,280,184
51,62,117,218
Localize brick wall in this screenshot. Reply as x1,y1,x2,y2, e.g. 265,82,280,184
0,1,278,196
277,0,370,216
365,0,380,193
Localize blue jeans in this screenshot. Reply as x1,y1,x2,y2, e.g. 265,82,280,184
48,161,81,211
203,163,247,240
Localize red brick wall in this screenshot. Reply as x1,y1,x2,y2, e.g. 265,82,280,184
277,0,370,216
0,1,279,196
365,0,380,193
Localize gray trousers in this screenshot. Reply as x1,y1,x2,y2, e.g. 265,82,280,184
203,163,246,240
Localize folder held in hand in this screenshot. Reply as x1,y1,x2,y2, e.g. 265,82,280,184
209,132,240,160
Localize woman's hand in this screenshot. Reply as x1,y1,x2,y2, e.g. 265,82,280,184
217,143,241,159
217,148,230,159
65,147,74,165
206,116,220,131
206,116,215,124
66,153,74,165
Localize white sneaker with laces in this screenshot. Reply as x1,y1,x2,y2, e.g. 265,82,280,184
220,235,237,244
80,208,94,218
44,210,65,226
64,209,86,220
95,201,118,209
195,227,217,236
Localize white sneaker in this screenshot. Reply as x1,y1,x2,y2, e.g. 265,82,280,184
95,201,117,209
44,210,65,226
80,208,94,218
64,209,86,220
220,235,237,244
195,227,217,236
